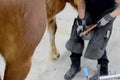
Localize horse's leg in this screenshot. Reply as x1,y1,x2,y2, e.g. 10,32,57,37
47,0,67,60
2,49,33,80
1,38,41,80
47,18,60,60
4,59,31,80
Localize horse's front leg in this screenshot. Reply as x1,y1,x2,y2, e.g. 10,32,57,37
4,59,31,80
47,18,60,60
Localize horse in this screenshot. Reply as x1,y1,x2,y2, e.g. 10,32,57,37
0,0,47,80
47,0,78,60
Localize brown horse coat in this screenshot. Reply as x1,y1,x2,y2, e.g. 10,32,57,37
0,0,47,80
47,0,77,60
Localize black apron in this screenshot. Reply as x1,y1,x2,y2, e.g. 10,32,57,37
65,2,119,60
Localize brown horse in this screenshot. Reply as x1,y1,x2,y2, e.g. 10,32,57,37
0,0,47,80
47,0,77,60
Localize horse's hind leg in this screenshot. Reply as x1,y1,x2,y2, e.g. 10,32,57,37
47,18,60,60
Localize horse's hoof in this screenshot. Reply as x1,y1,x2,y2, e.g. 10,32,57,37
57,53,60,58
50,53,60,60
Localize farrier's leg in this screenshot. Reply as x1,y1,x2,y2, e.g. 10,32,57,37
85,18,115,59
85,19,115,78
64,53,82,80
97,50,109,76
89,50,109,80
64,18,85,80
47,18,60,60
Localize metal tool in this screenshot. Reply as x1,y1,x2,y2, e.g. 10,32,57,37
99,74,120,80
89,65,120,80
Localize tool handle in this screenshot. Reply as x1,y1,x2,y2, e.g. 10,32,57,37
81,24,97,35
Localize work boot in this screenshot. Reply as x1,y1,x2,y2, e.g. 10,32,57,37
64,66,81,80
64,53,82,80
99,64,108,76
89,64,108,80
89,51,109,80
97,51,109,76
89,52,109,80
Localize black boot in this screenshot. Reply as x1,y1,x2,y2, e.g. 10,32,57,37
98,50,109,76
89,64,108,80
64,53,82,80
89,51,109,80
99,64,108,76
64,66,80,80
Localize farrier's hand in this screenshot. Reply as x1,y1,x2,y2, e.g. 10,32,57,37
110,5,120,17
97,14,114,27
115,0,120,4
76,18,86,35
